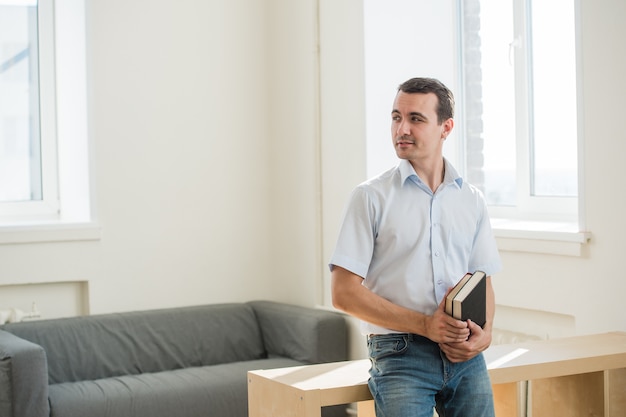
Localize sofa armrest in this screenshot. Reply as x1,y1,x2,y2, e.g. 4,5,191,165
0,329,50,417
248,301,347,364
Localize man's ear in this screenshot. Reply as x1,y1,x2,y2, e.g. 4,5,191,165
442,118,454,139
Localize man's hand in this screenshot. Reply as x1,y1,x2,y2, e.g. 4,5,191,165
439,319,492,363
423,292,470,344
438,276,495,363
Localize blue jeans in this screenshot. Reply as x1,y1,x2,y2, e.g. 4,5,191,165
367,333,495,417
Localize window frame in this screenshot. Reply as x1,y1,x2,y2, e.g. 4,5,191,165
0,0,60,222
0,0,98,244
460,0,582,227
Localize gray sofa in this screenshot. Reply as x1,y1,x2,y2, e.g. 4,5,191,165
0,301,348,417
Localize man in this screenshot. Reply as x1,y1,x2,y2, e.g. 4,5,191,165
329,77,501,417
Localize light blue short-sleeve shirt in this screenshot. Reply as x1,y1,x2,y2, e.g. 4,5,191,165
329,159,502,335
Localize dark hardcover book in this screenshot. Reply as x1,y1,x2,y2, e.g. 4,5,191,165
445,270,486,327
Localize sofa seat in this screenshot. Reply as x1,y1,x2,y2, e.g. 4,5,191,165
48,358,302,417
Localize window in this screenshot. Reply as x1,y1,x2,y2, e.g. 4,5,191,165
0,0,58,221
0,0,92,230
460,0,580,226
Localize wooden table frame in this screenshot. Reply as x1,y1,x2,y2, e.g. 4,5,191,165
248,332,626,417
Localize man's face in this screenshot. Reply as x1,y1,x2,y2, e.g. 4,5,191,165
391,91,453,163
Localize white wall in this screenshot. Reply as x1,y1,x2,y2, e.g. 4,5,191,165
0,0,625,355
319,0,367,308
0,0,322,317
363,0,459,179
265,0,322,304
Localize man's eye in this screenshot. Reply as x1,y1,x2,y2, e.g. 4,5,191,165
392,116,400,122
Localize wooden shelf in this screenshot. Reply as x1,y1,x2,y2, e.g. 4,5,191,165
248,332,626,417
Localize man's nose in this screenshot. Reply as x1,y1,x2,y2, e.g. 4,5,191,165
396,120,410,136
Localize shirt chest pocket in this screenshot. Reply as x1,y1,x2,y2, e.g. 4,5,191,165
438,215,477,264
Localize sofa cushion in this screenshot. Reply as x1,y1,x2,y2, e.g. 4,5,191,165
3,304,266,384
249,300,348,364
47,358,302,417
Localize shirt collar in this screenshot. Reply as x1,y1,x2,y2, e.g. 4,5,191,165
399,158,464,188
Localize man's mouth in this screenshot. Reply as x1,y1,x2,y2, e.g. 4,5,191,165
396,137,415,145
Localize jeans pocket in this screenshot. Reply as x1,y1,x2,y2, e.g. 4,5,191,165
368,334,410,361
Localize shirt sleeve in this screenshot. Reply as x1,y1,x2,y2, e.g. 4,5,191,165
328,186,377,278
468,195,502,276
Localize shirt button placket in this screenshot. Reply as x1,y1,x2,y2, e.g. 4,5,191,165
431,197,446,302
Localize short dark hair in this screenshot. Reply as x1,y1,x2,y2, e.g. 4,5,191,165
397,77,455,124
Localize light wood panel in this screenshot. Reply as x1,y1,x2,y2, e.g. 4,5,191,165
248,332,626,417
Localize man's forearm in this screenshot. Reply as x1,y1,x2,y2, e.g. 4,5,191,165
331,266,470,343
331,266,429,334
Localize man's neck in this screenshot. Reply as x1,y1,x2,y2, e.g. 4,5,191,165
409,158,445,192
